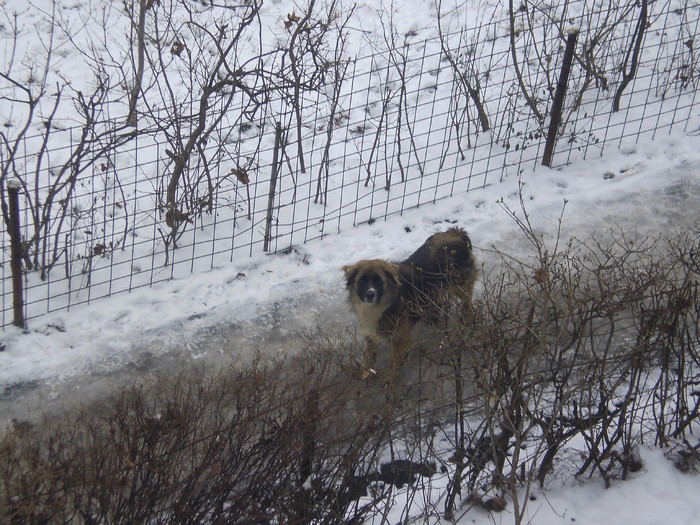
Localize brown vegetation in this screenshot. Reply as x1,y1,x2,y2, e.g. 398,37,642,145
1,223,698,523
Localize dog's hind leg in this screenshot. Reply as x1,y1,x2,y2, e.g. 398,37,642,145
459,273,477,327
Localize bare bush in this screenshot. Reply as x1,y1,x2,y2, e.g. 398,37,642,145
0,348,392,523
437,216,699,522
0,0,358,281
0,3,140,278
2,217,698,522
128,0,358,258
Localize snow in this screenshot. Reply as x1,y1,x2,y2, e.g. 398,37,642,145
517,449,700,525
1,0,699,523
357,449,700,524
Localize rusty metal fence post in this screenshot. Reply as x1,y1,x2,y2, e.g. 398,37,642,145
264,122,283,252
542,28,579,167
7,179,25,329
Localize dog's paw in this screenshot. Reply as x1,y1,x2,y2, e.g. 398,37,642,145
358,366,377,380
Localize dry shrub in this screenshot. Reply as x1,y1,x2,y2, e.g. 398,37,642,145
0,344,403,524
1,224,698,524
436,223,700,522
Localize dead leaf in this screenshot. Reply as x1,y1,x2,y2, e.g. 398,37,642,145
165,209,193,228
171,41,185,56
533,266,549,284
231,167,250,185
485,496,507,512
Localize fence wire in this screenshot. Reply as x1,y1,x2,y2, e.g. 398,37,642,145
1,0,698,328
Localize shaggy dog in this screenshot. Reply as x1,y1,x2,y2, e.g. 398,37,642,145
343,227,476,378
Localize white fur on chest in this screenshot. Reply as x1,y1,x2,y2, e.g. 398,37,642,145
353,300,386,337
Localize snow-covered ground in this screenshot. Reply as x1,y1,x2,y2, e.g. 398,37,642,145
456,447,700,525
1,0,699,523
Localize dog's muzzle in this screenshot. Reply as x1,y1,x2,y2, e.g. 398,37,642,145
362,288,379,303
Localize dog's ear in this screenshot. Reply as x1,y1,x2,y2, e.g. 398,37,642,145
342,264,359,287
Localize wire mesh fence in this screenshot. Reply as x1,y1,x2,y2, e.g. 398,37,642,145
1,0,698,328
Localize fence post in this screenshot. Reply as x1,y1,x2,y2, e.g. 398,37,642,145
264,122,283,252
7,179,26,329
542,28,579,167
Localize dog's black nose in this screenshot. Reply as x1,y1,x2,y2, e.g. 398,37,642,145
364,289,377,302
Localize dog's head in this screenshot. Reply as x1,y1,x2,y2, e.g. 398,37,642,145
342,260,401,305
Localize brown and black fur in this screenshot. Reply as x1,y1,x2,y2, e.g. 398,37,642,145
343,227,476,378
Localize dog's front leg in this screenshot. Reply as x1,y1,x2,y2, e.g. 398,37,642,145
359,337,379,379
388,318,413,379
